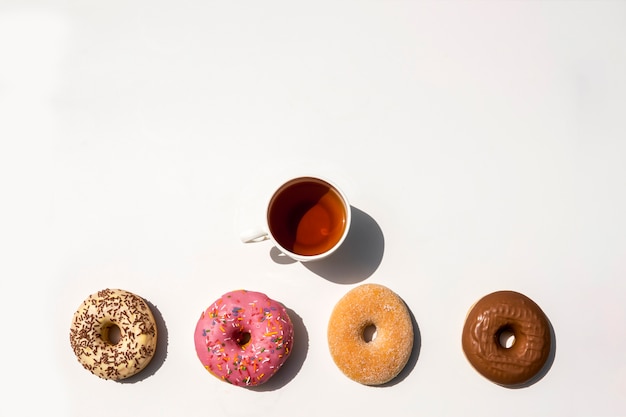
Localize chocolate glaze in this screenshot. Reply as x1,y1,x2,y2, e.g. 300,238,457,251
462,290,551,387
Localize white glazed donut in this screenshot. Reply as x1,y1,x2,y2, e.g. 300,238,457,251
69,288,158,380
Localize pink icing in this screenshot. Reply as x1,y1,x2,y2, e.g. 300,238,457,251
194,289,294,386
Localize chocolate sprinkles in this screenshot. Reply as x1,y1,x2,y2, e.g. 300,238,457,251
69,289,158,381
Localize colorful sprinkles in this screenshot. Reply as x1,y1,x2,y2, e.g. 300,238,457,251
194,289,294,386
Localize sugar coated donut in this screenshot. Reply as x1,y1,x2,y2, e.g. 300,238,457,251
327,283,414,385
194,289,294,386
462,290,551,387
69,288,158,380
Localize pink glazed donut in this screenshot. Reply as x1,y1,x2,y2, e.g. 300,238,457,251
194,289,294,386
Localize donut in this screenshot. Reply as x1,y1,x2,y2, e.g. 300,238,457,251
327,283,414,385
194,289,294,386
69,288,158,380
462,290,551,387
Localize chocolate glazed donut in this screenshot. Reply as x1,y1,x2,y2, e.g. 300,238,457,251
462,290,551,387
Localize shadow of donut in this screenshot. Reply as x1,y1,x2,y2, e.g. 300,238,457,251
505,315,557,389
379,305,421,388
118,299,168,384
268,206,385,284
249,306,309,392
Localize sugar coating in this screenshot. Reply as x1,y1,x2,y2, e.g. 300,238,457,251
194,289,294,386
69,288,158,380
327,283,414,385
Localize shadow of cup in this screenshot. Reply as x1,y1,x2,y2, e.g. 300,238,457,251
299,206,385,284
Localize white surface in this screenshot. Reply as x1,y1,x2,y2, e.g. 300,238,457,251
1,1,626,416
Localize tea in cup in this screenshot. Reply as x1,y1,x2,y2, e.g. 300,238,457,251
241,176,351,262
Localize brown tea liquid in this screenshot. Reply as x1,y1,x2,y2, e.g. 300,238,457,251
268,178,347,256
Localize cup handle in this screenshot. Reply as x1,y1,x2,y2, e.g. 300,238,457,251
240,228,269,243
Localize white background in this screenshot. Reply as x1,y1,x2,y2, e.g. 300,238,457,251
1,1,625,416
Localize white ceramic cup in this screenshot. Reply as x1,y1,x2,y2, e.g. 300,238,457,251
240,176,351,262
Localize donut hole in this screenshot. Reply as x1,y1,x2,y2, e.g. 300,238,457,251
496,325,516,349
362,324,377,343
102,323,122,345
236,331,251,347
